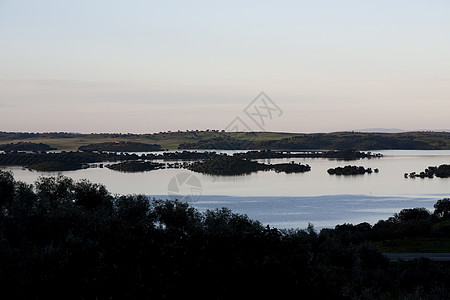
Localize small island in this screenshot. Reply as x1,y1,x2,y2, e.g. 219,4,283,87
106,161,165,172
0,151,140,171
234,149,382,160
405,164,450,178
328,165,378,175
0,142,56,152
187,155,311,176
271,162,311,174
78,141,163,152
187,155,270,175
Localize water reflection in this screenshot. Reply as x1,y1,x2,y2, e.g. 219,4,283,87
2,150,450,228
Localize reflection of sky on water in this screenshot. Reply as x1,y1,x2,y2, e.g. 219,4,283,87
149,194,449,230
3,150,450,229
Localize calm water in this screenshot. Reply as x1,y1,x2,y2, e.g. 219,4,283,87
3,150,450,229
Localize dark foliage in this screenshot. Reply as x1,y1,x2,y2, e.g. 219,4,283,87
406,165,450,179
188,155,271,175
178,131,450,150
3,130,450,151
141,149,381,162
434,198,450,218
327,165,376,175
1,170,450,299
272,162,311,173
142,150,217,160
0,142,56,152
179,136,255,150
187,155,311,175
0,151,139,171
106,161,165,172
78,141,163,152
233,149,382,160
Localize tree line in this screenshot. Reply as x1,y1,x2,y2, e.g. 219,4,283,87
1,170,450,299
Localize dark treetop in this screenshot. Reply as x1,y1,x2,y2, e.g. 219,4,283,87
1,170,450,299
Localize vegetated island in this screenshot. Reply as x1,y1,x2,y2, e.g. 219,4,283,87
106,161,165,172
141,149,382,161
187,155,311,175
327,165,379,175
2,170,450,299
0,142,56,152
405,164,450,178
0,149,375,172
78,141,163,152
233,149,382,160
0,151,140,171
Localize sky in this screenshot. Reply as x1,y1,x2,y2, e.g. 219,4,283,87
1,0,449,133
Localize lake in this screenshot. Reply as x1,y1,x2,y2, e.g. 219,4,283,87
3,150,450,229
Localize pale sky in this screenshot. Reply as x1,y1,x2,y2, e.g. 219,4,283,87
1,0,449,133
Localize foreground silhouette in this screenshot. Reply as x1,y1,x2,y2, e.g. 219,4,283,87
0,170,449,299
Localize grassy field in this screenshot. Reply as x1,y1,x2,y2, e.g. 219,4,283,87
0,131,297,151
1,131,450,151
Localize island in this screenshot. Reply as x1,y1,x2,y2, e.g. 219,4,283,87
405,164,450,178
187,155,311,176
271,162,311,174
0,151,140,171
233,149,382,160
78,141,163,152
106,161,165,172
0,142,56,152
327,165,379,175
139,149,382,161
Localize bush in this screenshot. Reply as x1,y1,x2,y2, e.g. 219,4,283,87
1,171,450,299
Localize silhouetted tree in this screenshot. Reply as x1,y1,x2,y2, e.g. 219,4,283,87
0,170,15,208
434,198,450,218
73,179,111,209
394,207,431,222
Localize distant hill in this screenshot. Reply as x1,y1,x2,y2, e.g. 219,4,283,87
356,128,450,133
180,131,450,150
2,130,450,151
355,128,406,133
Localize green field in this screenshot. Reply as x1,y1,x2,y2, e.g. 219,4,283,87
1,131,450,151
0,131,296,151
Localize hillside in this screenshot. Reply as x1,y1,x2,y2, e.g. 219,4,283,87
1,131,450,151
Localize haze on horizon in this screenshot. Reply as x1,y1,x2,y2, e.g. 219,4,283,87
1,1,449,134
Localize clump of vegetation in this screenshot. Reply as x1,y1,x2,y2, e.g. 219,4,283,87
179,135,256,150
188,155,271,175
405,164,450,178
78,141,163,152
233,149,382,160
140,149,382,162
327,165,378,175
321,149,382,160
106,161,164,172
26,161,88,171
0,142,56,152
272,162,311,173
178,131,450,150
1,170,450,299
0,151,139,171
2,130,450,151
187,156,311,175
142,150,217,160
